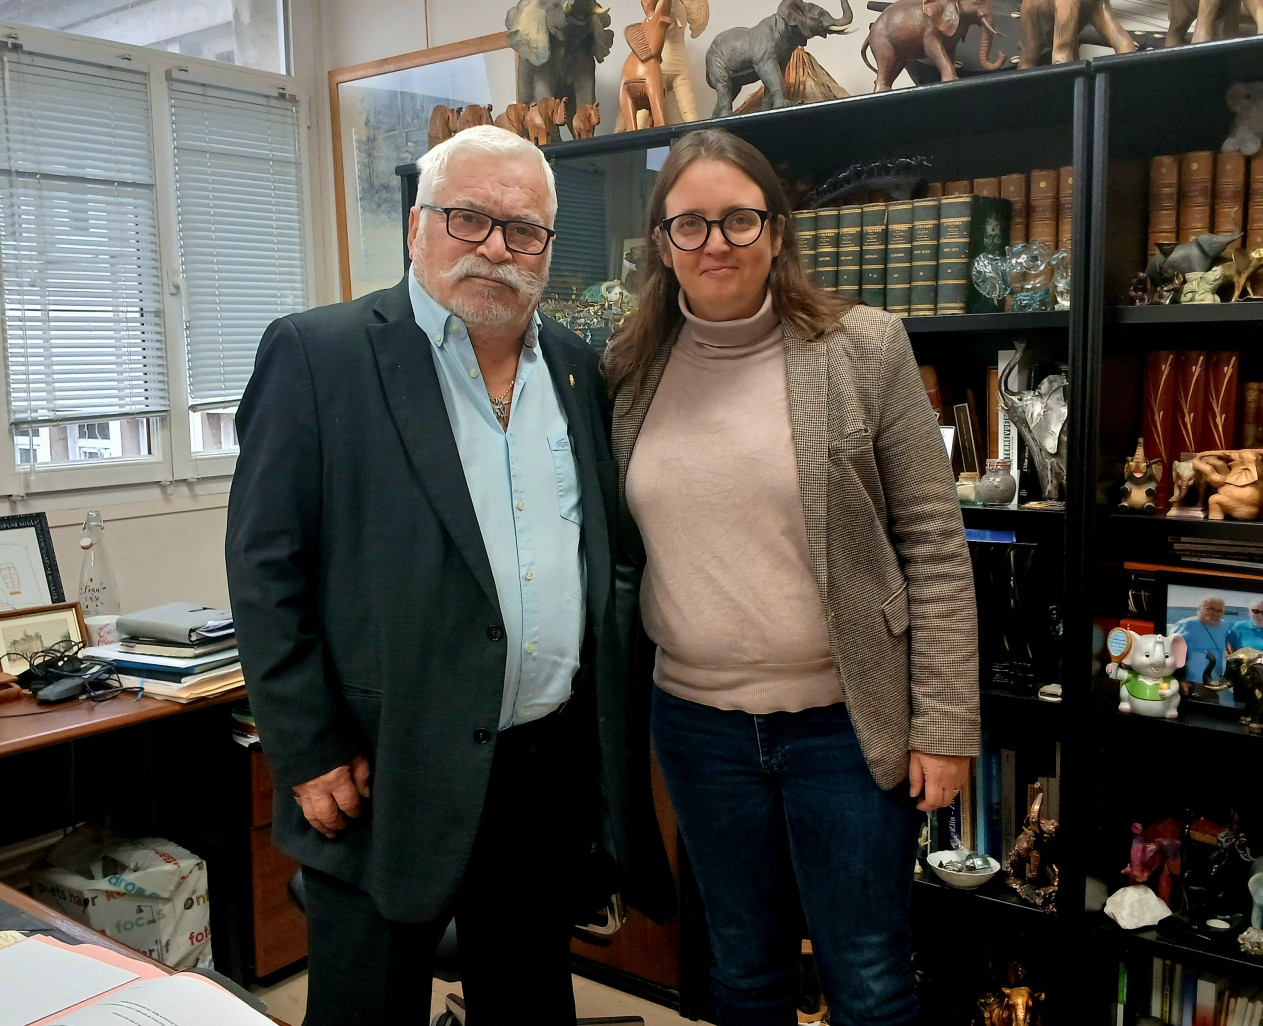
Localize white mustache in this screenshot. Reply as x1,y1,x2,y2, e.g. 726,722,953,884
440,255,548,295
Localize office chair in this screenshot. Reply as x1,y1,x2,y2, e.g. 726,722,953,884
288,871,645,1026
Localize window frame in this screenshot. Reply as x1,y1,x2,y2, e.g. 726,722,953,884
0,23,315,498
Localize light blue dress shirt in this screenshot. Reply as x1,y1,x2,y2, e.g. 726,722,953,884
408,268,585,729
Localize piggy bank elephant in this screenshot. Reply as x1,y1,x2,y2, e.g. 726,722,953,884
861,0,1006,93
1108,628,1187,718
1166,0,1263,45
705,0,855,118
1017,0,1137,66
506,0,614,138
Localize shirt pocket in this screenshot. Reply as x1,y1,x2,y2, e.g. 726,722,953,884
549,434,582,526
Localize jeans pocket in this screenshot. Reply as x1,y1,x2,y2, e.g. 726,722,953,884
549,434,582,526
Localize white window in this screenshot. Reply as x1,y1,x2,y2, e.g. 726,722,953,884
0,24,310,495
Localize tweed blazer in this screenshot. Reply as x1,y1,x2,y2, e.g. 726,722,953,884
612,302,979,790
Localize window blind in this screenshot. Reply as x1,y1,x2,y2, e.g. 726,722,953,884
169,77,306,409
548,163,609,302
0,48,169,428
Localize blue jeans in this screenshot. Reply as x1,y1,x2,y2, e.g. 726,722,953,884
652,688,921,1026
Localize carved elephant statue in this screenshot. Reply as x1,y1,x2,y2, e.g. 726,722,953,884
705,0,855,118
1166,0,1263,45
571,101,601,138
506,0,613,138
1002,987,1045,1026
456,104,493,132
619,0,674,131
1193,449,1263,520
1017,0,1137,66
494,102,530,137
427,104,461,151
616,0,710,130
525,97,569,146
861,0,1005,93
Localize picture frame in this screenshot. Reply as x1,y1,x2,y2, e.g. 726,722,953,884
0,601,87,676
329,33,517,301
1165,578,1263,708
0,512,65,610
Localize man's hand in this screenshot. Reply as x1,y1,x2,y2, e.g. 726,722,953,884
908,751,969,812
291,754,372,838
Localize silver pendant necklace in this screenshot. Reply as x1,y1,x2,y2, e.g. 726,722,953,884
489,378,515,426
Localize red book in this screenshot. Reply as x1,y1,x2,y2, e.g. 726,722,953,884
1175,350,1209,456
1204,351,1239,451
1143,350,1178,508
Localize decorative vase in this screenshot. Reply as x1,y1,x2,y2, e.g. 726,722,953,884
977,460,1018,506
78,509,121,617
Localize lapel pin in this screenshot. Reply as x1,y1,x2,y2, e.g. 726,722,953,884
569,374,575,388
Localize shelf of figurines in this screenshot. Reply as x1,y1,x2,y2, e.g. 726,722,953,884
911,867,1062,920
1093,676,1263,742
1107,303,1263,327
1095,914,1263,978
903,311,1070,335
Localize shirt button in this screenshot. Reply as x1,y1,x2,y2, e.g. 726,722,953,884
515,500,525,511
487,625,504,641
473,728,491,744
524,569,534,581
469,367,480,379
526,642,537,655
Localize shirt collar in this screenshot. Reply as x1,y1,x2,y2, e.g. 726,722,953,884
407,263,541,350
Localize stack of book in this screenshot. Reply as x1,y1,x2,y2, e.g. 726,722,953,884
83,602,242,703
1147,149,1263,257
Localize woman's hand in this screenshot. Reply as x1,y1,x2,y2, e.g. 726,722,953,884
907,751,969,812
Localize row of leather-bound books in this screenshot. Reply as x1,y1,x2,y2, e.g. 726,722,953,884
1148,150,1263,255
792,167,1072,317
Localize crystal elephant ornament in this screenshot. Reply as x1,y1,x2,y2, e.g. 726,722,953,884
998,342,1068,503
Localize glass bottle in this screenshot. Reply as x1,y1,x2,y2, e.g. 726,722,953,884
976,459,1018,507
78,509,121,617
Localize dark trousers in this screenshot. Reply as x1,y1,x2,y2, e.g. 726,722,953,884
652,688,922,1026
302,710,588,1026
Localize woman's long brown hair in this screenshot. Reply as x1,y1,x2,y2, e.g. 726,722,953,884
603,128,856,399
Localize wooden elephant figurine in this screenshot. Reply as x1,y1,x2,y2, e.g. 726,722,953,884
571,102,601,138
494,102,530,137
525,96,568,146
1192,448,1263,520
860,0,1006,93
456,104,493,132
427,104,461,151
619,0,674,131
1017,0,1137,66
1166,0,1263,45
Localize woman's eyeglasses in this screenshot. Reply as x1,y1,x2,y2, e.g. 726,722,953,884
658,208,771,251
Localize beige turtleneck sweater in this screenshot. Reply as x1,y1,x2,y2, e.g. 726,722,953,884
625,291,840,714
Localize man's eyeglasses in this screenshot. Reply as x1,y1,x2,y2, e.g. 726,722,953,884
658,208,771,252
1250,608,1263,615
419,204,556,255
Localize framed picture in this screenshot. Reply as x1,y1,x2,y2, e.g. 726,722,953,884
329,33,517,301
0,601,87,676
0,513,64,611
1166,580,1263,707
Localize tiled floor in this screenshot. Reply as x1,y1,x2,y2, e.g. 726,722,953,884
251,969,713,1025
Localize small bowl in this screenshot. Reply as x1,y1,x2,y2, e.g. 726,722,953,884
925,850,1002,890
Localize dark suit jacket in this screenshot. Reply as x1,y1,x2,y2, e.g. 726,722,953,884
225,276,674,924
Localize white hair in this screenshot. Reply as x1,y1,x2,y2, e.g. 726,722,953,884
414,125,557,224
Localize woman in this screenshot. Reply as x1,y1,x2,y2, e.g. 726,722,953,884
605,128,979,1025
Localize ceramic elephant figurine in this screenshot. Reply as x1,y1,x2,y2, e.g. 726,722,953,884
1167,457,1210,518
428,104,461,151
1166,0,1263,45
1107,628,1186,718
1119,437,1162,513
861,0,1006,92
1192,448,1263,520
705,0,855,117
1146,231,1243,294
1017,0,1137,66
525,96,568,146
506,0,613,137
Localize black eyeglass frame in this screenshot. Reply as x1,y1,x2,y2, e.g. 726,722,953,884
657,208,773,252
418,204,557,254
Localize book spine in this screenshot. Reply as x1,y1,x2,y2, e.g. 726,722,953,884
937,194,1012,315
1001,172,1028,243
909,197,940,316
860,202,888,309
1206,350,1240,451
926,181,944,197
1179,150,1215,242
1242,380,1263,448
885,199,915,316
986,366,999,459
1000,746,1017,862
1028,169,1060,248
793,210,818,283
1143,350,1178,509
973,176,1001,198
1214,151,1247,250
815,206,841,291
919,363,943,421
1058,164,1075,251
1250,155,1263,251
944,179,972,195
997,349,1021,498
1149,154,1180,257
837,205,863,299
1175,350,1210,456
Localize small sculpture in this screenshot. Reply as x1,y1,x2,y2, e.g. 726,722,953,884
1146,231,1243,295
494,102,531,137
506,0,614,136
1125,271,1151,305
1230,247,1263,302
524,96,568,146
1016,0,1137,66
1180,266,1224,304
732,44,850,113
618,0,674,132
1167,457,1209,519
428,104,461,151
1007,785,1058,912
1123,818,1183,907
1192,448,1263,520
1249,856,1263,928
1107,627,1185,718
998,343,1068,503
1221,647,1263,727
571,102,600,138
704,0,855,118
1223,82,1263,157
860,0,1005,93
1118,437,1163,513
456,104,493,132
1166,0,1260,45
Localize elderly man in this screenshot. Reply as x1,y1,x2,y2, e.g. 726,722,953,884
226,126,671,1026
1172,594,1230,686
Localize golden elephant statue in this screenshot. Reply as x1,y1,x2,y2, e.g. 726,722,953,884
1192,448,1263,520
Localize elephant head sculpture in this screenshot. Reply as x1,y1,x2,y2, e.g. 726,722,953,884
705,0,855,117
998,342,1068,502
1191,448,1263,520
506,0,613,137
861,0,1005,92
1017,0,1137,66
1001,987,1045,1026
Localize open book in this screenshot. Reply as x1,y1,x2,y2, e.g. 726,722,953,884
0,933,272,1026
